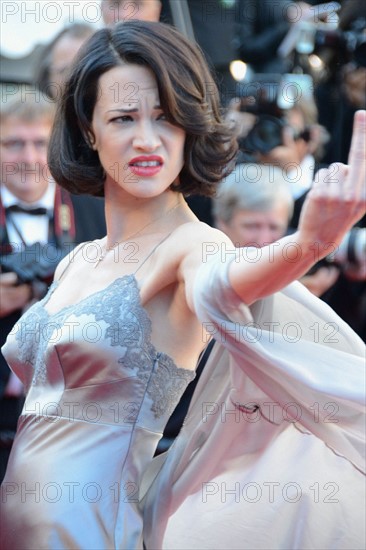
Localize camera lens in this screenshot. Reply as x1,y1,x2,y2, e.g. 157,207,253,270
327,228,366,267
242,115,284,154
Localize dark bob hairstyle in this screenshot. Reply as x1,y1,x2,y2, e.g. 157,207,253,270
48,20,238,197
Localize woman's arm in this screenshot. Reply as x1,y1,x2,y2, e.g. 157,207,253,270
180,111,365,308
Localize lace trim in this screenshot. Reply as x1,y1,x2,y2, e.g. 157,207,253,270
15,275,195,418
149,352,195,419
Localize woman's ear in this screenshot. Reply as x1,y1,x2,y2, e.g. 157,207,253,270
85,131,97,150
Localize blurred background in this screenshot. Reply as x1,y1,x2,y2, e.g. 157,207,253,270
1,1,102,82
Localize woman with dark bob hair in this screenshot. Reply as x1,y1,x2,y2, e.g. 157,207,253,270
48,19,236,198
1,20,365,550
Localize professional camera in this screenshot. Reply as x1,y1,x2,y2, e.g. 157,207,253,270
326,227,366,269
236,94,312,158
235,96,284,157
314,19,366,68
241,115,312,155
234,72,315,159
240,115,285,155
0,242,69,298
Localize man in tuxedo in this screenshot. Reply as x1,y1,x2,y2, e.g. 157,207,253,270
0,89,106,481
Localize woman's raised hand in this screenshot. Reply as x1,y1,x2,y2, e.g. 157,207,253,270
298,110,366,258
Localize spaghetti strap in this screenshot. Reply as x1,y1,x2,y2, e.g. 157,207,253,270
57,242,91,281
134,232,172,276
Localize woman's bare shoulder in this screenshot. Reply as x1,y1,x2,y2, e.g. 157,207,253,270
164,221,233,278
170,220,230,248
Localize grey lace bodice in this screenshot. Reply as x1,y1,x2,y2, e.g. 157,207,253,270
1,274,195,549
12,274,194,419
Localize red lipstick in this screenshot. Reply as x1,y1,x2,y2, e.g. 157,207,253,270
128,155,163,177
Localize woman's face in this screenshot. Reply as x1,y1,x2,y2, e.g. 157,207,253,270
91,64,186,200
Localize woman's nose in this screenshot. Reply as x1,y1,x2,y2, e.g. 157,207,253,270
133,120,161,151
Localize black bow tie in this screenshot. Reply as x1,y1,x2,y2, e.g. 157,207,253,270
6,204,48,216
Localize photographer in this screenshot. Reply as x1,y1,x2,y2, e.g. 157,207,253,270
235,0,331,74
228,95,329,210
0,89,106,480
0,91,55,479
229,93,365,336
314,0,366,163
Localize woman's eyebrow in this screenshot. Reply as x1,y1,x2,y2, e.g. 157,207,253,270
107,107,139,113
107,104,161,113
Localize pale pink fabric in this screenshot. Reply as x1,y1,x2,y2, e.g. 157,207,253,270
143,252,365,550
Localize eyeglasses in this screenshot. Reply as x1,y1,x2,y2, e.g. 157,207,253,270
0,139,49,152
293,128,311,143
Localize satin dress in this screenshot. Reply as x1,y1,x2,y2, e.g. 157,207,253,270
142,253,366,550
2,249,365,550
0,273,195,549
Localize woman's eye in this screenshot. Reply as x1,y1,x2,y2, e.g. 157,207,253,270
157,113,167,121
111,115,133,123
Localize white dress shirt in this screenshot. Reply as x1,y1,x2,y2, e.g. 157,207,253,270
1,181,56,247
